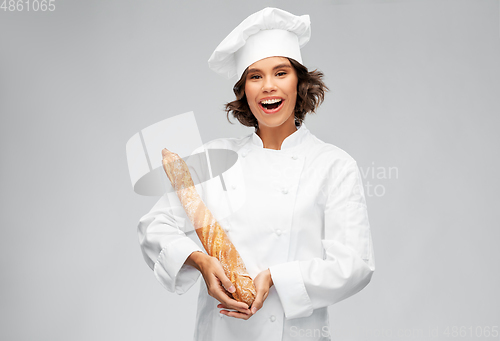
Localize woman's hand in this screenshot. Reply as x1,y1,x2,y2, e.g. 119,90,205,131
192,253,251,315
217,268,274,320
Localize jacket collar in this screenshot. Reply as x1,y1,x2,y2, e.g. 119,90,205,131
250,123,310,150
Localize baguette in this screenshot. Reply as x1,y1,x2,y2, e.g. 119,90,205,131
162,148,256,307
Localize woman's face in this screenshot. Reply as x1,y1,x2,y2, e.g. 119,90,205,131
244,56,298,130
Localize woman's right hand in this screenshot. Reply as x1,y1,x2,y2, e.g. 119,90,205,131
186,252,251,315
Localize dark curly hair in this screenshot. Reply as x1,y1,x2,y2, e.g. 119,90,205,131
224,58,329,129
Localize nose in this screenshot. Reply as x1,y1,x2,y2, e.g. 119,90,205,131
261,77,277,93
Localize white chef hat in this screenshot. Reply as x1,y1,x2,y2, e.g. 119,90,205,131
208,7,311,80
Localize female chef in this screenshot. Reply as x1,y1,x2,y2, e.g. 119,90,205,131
138,7,375,341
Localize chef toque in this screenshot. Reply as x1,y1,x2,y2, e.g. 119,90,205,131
208,7,311,80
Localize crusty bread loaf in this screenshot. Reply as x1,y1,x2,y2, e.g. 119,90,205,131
162,148,256,307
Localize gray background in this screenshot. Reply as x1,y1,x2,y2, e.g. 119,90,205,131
1,0,499,340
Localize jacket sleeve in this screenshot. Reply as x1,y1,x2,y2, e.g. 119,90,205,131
269,160,375,319
137,146,207,295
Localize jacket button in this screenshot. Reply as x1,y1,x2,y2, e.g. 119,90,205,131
292,155,298,160
270,315,276,322
231,184,237,190
241,150,249,157
275,229,282,236
282,188,288,194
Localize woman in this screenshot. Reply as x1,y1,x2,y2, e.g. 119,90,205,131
138,7,375,341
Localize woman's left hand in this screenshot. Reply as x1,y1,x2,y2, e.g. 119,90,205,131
217,269,274,320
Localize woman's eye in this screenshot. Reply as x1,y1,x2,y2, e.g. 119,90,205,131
277,71,287,76
249,74,261,79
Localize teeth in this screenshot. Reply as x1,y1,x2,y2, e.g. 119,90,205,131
260,98,282,105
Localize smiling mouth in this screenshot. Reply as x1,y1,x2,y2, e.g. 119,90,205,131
259,98,284,113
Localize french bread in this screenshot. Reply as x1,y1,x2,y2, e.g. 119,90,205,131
162,148,256,307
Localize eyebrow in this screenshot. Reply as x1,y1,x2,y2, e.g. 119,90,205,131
247,63,292,74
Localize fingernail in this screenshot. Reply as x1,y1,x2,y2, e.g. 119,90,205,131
252,307,257,314
228,286,235,293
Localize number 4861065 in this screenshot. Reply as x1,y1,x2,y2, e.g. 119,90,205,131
1,0,56,11
443,326,499,338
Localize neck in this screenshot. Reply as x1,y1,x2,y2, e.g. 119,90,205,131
256,120,298,150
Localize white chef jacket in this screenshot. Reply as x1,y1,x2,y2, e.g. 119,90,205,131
138,123,375,341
